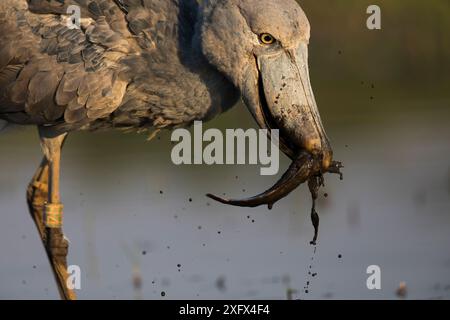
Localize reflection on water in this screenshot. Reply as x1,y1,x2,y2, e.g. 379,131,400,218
0,96,449,299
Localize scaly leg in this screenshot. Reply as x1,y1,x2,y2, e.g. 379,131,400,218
26,128,76,300
27,157,49,241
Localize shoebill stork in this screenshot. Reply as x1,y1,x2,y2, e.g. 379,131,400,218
0,0,342,299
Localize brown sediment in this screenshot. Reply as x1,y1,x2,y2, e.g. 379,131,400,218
303,246,317,295
308,174,323,245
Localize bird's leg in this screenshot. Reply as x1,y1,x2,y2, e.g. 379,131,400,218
27,157,50,242
26,128,76,300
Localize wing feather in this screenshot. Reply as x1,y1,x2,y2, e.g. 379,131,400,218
0,0,201,130
0,0,136,128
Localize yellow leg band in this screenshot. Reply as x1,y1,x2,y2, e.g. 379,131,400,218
44,203,64,228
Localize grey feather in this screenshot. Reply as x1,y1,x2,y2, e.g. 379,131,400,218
0,0,239,131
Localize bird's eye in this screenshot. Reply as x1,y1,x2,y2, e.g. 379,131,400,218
260,33,275,45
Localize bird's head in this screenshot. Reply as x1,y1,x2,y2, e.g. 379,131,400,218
200,0,332,170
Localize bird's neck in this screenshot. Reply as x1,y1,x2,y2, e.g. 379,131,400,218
116,0,239,130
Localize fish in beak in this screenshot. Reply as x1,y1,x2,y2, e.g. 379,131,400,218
198,0,343,244
207,42,343,210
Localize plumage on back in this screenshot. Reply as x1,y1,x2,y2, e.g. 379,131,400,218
0,0,128,128
0,0,236,132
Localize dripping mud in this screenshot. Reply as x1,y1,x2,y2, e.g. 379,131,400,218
207,151,343,299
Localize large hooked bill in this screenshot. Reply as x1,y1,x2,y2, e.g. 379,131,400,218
207,41,344,244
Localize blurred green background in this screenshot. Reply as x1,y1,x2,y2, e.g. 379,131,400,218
207,0,450,129
305,0,450,87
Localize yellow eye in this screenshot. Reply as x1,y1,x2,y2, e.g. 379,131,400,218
260,33,275,45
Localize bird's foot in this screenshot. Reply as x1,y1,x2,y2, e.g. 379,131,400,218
26,161,76,299
47,228,69,261
47,227,77,300
27,168,49,240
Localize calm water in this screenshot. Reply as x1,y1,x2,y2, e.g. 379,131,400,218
0,95,449,299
